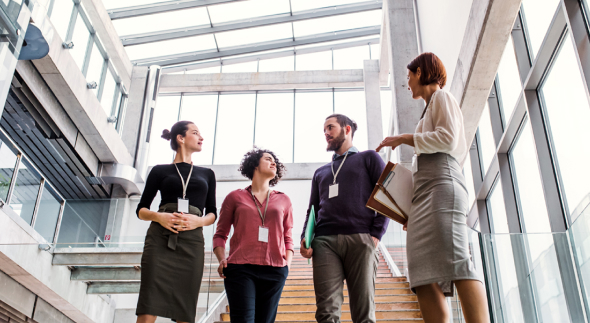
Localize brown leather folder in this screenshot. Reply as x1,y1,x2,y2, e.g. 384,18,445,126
366,162,412,225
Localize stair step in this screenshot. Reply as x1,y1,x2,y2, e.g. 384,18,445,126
216,321,423,323
220,310,422,321
287,270,392,276
281,289,412,297
279,295,418,304
282,282,409,290
274,302,420,312
285,277,407,285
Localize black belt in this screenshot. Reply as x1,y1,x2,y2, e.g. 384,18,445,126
158,203,202,250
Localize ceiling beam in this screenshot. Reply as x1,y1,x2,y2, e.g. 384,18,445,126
121,1,382,46
108,0,247,20
134,26,381,66
162,37,379,74
158,70,364,92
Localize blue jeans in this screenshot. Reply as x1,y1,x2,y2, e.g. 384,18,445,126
223,263,289,323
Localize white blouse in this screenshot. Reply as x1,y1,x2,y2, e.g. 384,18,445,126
413,89,468,166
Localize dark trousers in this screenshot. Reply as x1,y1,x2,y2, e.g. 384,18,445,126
224,264,288,323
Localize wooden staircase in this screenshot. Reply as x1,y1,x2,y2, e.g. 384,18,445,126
216,249,423,322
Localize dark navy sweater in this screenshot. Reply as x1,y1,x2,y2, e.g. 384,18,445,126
301,150,389,240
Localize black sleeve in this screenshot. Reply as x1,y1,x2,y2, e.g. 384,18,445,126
136,166,161,217
205,169,218,220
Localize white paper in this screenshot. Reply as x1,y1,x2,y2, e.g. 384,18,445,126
374,164,414,219
258,226,269,243
177,198,189,213
329,183,339,199
412,154,418,173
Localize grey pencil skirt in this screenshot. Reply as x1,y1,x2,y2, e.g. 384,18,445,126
406,153,481,297
136,204,205,322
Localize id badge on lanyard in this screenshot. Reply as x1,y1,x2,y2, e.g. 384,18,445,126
175,163,193,213
252,190,271,243
330,151,349,199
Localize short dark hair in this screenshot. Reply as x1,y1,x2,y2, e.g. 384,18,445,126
238,148,286,187
161,120,194,151
325,114,358,138
407,52,447,88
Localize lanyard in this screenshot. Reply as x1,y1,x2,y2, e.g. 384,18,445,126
331,151,349,184
174,162,193,199
250,189,271,227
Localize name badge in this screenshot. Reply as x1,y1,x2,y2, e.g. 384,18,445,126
329,183,339,199
258,226,269,243
412,154,418,174
178,198,189,213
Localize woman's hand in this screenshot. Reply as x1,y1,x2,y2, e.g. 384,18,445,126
376,134,415,152
218,259,228,278
177,213,204,231
157,212,183,233
403,220,408,231
300,239,313,259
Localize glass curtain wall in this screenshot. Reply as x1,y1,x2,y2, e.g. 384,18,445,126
47,0,127,131
463,1,590,321
147,88,381,167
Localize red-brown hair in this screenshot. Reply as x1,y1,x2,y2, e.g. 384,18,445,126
407,52,447,88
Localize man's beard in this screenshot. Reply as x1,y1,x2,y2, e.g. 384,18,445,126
326,129,346,152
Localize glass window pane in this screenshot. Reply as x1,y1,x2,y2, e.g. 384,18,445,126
255,93,294,163
179,95,219,165
296,51,332,71
112,7,210,36
478,103,496,175
541,34,590,214
488,177,509,234
57,200,111,244
215,23,292,48
124,35,217,61
334,91,368,151
50,0,74,40
293,10,381,38
100,69,117,116
10,157,42,225
294,92,333,163
370,43,380,61
33,183,62,242
497,36,522,124
522,0,561,59
222,61,258,73
258,55,295,72
333,46,370,70
70,13,90,70
208,0,290,24
214,94,256,165
0,139,17,202
510,118,551,233
147,95,181,167
463,153,476,208
291,0,361,11
86,42,104,96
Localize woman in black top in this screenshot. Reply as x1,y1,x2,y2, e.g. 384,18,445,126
135,120,217,323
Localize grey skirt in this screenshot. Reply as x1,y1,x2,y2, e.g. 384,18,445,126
136,203,205,322
406,153,481,297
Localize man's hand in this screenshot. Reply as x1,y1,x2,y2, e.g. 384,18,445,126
372,236,379,248
218,259,228,278
300,239,313,258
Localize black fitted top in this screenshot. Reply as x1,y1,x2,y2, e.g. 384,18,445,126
136,162,217,219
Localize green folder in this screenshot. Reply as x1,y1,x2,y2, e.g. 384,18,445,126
304,205,316,264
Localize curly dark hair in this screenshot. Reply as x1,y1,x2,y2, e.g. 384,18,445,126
238,148,286,187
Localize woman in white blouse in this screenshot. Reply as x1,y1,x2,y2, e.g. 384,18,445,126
376,52,489,323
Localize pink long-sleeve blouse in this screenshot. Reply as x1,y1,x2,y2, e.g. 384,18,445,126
213,186,294,267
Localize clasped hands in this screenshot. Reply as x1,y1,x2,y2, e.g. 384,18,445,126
158,212,203,234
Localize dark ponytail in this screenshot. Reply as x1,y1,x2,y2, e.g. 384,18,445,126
161,121,194,151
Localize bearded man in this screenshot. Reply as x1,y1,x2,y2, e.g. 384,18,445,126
300,114,389,323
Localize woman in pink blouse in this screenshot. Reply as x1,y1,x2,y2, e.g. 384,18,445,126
213,148,294,323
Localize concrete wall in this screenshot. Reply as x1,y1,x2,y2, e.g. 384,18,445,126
415,0,474,87
0,207,116,323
